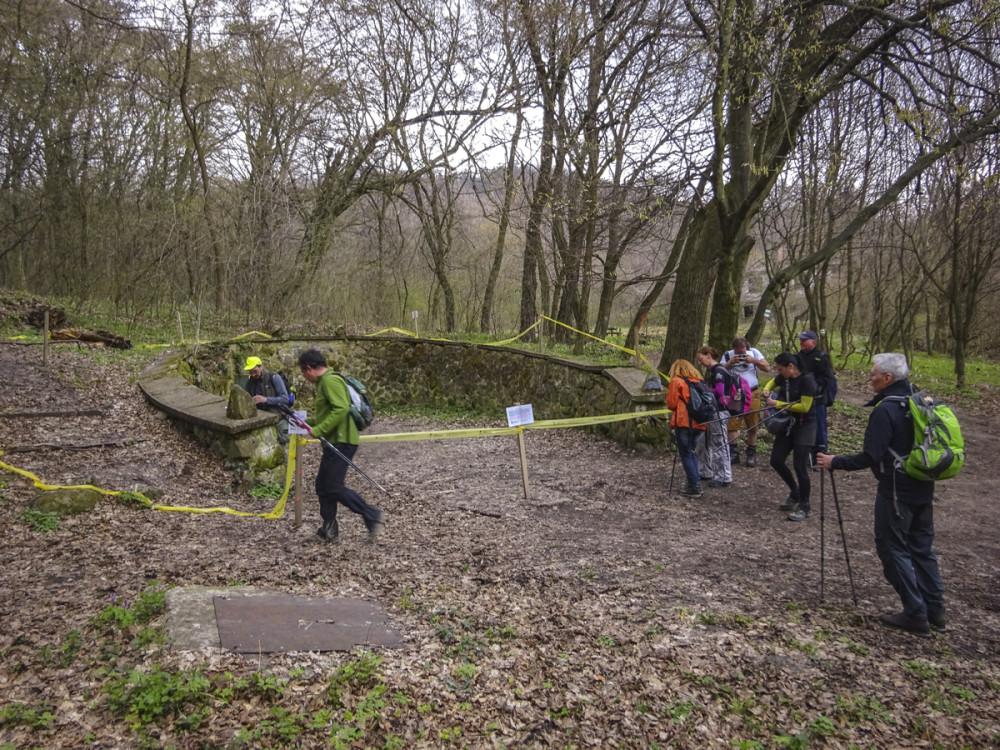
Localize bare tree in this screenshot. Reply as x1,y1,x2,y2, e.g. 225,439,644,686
904,145,1000,385
659,0,1000,371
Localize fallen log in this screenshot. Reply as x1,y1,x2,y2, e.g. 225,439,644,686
49,328,132,349
2,409,103,418
3,437,148,453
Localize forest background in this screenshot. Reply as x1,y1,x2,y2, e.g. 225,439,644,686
2,0,1000,382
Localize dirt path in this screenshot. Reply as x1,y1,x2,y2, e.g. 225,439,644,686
1,341,998,748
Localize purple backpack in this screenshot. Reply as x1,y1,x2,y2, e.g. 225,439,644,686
712,365,752,415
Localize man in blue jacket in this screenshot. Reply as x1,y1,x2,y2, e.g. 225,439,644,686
817,353,944,636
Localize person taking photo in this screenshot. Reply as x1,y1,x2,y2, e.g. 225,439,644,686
721,337,771,467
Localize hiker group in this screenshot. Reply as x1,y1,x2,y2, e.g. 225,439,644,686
238,338,963,638
667,331,834,522
666,336,964,637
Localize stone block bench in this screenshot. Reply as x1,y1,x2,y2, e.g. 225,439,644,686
137,352,286,481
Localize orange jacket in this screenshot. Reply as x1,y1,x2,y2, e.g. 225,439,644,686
667,377,707,430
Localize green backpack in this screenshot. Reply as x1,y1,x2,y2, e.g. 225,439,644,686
886,391,965,481
337,373,374,431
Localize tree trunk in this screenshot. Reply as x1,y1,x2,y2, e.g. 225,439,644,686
520,112,555,336
658,204,722,370
480,116,523,333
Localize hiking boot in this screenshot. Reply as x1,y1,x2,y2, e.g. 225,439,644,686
779,496,797,511
678,483,703,498
315,518,340,543
879,611,931,637
787,506,813,521
745,446,757,468
927,606,947,630
367,510,385,542
708,480,731,488
730,447,741,466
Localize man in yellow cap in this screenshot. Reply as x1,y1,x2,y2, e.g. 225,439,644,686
242,356,290,447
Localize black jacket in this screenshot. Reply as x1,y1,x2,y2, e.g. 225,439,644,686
798,347,832,397
768,371,817,424
831,378,935,504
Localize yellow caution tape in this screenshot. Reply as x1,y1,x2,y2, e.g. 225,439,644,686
137,341,213,350
0,456,124,496
0,438,297,519
231,331,273,340
368,327,417,337
490,318,541,346
1,406,670,519
3,316,674,517
356,408,670,443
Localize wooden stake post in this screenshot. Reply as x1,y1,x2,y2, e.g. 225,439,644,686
516,429,531,501
293,436,304,528
506,404,535,501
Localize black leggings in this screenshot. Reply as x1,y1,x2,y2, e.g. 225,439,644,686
770,432,812,507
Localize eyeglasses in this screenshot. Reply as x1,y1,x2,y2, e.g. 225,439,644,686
868,371,886,380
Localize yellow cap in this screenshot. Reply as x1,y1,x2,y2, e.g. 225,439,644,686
243,356,263,371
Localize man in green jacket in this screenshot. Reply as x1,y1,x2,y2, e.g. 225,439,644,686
298,348,384,543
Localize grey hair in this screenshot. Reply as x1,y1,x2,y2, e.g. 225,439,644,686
873,353,909,381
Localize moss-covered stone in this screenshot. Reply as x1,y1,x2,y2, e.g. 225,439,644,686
151,335,671,486
227,436,260,459
250,447,286,473
175,358,195,385
227,384,257,420
33,488,102,515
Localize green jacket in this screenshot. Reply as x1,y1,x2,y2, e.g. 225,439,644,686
305,371,359,445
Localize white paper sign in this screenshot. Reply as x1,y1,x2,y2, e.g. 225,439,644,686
288,410,309,435
506,403,534,427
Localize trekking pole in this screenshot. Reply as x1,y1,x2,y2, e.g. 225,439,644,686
731,402,799,443
704,402,792,429
827,470,858,605
277,404,390,495
819,467,826,603
669,440,678,494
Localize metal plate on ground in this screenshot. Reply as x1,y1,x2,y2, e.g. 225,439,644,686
214,594,403,653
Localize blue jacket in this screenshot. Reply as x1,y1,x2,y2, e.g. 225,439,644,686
245,369,289,412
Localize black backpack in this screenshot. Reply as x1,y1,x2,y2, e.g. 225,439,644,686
825,370,839,406
684,378,717,423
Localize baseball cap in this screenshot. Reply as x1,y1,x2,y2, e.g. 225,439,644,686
798,330,817,341
243,356,263,370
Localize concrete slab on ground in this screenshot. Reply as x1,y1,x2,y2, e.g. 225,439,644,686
165,586,402,653
215,593,403,653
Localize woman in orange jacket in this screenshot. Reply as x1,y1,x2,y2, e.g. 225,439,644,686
666,358,708,497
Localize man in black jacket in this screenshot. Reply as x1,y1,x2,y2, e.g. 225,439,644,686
817,353,944,636
798,331,833,458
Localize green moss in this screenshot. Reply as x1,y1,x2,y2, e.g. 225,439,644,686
175,359,194,385
250,448,286,473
